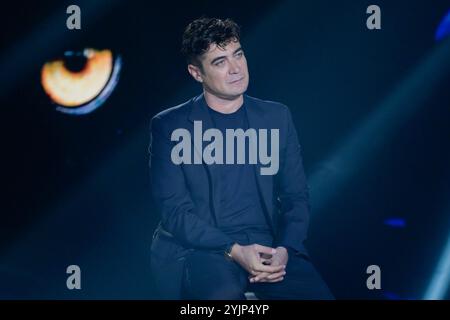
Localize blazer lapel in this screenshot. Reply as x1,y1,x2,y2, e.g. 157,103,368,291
188,93,222,226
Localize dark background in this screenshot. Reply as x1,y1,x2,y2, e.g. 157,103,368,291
1,0,449,299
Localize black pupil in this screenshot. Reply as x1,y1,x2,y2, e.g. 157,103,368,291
64,54,88,72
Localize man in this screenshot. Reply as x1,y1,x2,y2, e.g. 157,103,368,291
149,17,333,299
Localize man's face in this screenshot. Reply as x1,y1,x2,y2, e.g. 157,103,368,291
189,39,249,100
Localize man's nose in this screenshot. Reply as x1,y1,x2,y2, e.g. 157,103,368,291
229,59,240,74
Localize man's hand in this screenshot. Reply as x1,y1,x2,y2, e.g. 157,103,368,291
230,244,286,278
248,246,289,283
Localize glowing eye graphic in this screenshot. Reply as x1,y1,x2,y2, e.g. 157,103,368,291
41,48,122,115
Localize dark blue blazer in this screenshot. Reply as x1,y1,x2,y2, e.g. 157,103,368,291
149,93,311,298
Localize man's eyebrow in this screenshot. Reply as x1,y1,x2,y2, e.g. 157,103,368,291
210,47,243,65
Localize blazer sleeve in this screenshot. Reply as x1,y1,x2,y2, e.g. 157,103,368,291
149,115,235,251
275,105,311,254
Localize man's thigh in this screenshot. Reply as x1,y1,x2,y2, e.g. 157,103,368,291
182,250,248,300
250,255,334,300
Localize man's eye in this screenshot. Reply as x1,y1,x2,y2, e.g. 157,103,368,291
215,60,225,66
236,51,244,58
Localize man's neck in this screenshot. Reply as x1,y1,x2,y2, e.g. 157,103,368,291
203,90,244,114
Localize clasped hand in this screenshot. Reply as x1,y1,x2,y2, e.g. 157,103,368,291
230,244,288,283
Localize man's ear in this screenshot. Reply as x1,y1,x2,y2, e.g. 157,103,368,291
187,64,203,83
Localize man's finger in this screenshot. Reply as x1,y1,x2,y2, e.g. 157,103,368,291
259,276,284,283
253,263,285,273
260,253,273,259
250,269,286,283
266,270,286,280
253,244,276,256
249,272,270,283
261,258,272,265
249,269,259,276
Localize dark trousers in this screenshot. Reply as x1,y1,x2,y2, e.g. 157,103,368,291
181,250,334,300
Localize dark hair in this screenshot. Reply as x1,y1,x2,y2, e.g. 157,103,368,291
181,17,241,69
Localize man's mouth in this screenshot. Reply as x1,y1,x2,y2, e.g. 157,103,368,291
229,77,244,84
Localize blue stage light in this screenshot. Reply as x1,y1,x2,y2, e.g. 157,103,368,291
424,230,450,299
435,10,450,41
384,217,406,228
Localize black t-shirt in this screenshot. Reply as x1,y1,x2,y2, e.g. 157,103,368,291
207,103,273,247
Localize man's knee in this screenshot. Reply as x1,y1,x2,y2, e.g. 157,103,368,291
251,255,335,300
182,250,247,300
150,255,185,299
